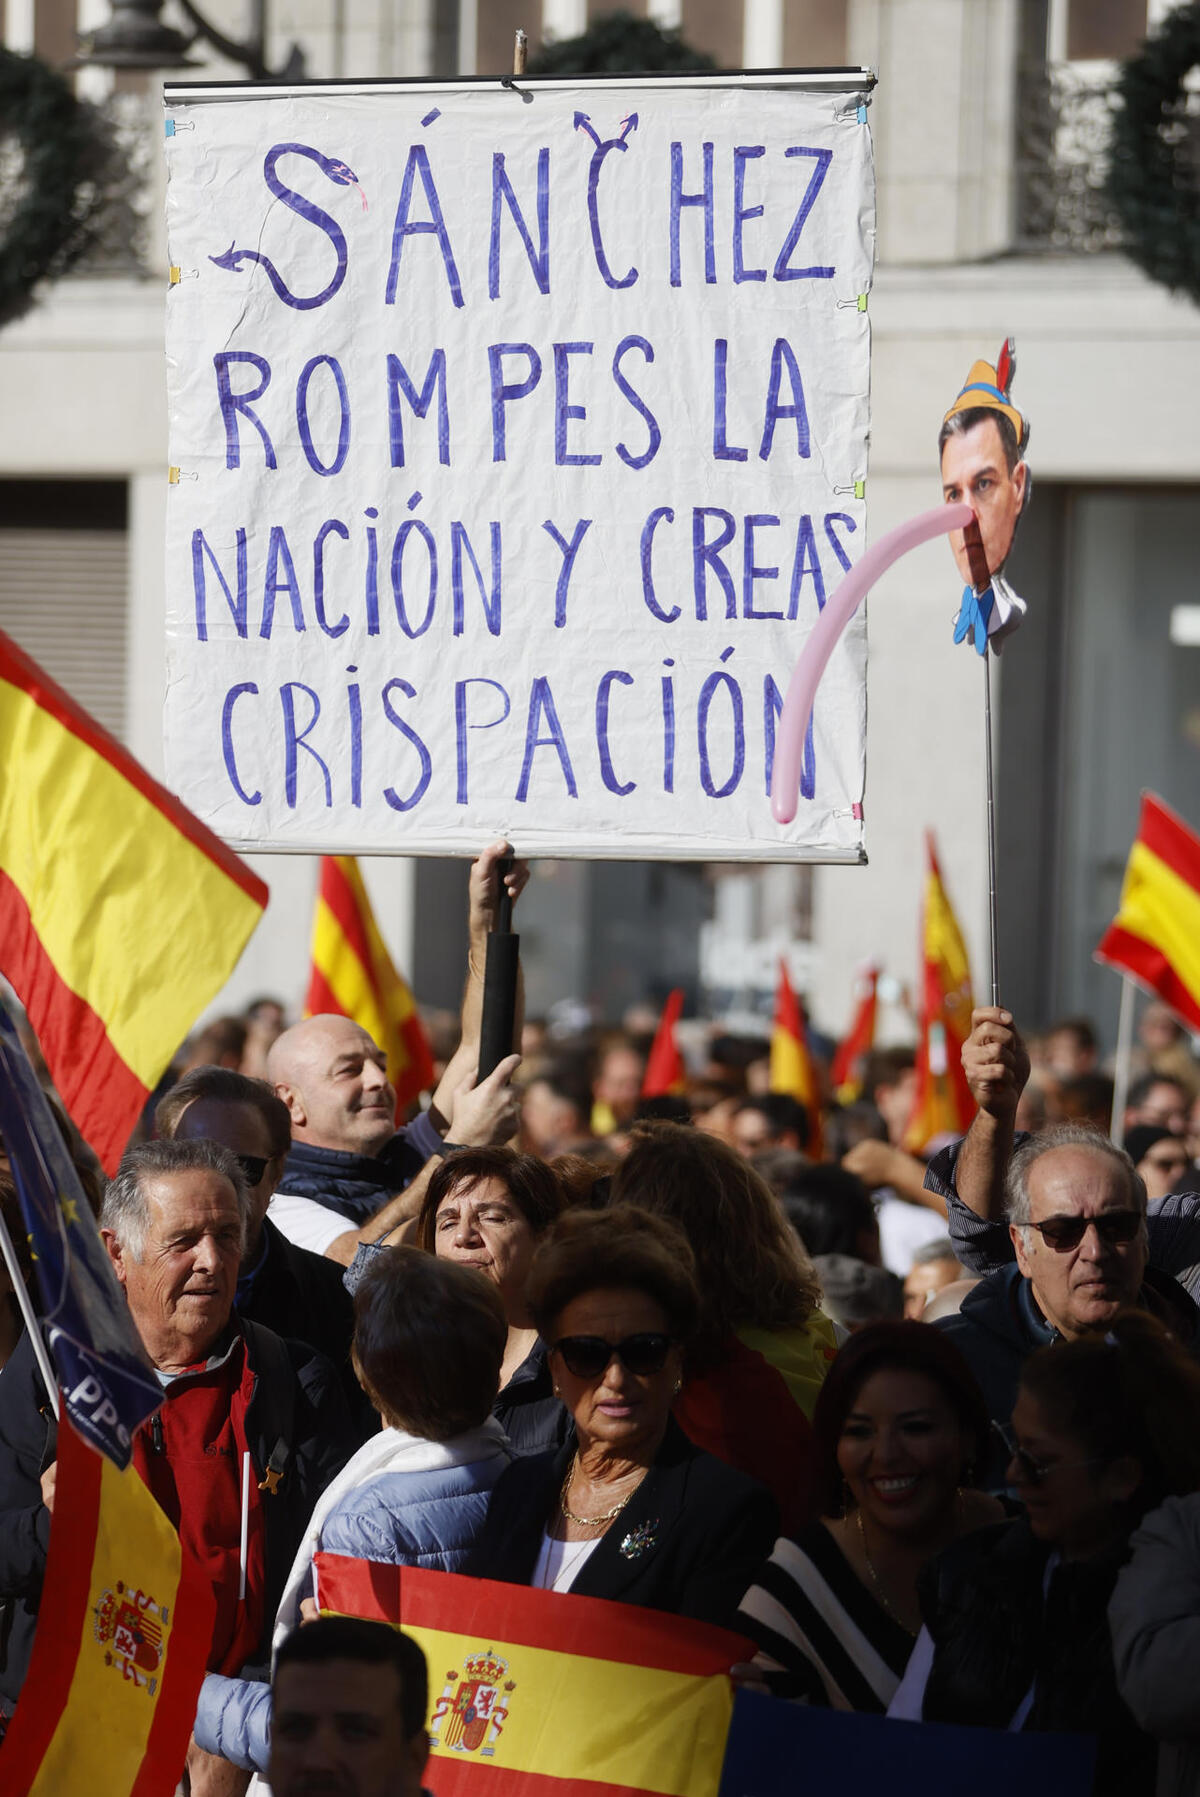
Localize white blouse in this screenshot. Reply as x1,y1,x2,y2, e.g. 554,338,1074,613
531,1530,602,1593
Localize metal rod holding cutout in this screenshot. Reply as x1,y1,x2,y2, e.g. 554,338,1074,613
962,514,1000,1006
1111,975,1136,1149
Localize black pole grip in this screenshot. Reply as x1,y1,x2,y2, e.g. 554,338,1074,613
477,932,520,1080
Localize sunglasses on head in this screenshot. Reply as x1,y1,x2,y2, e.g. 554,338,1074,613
1027,1209,1142,1252
551,1333,675,1380
234,1153,271,1187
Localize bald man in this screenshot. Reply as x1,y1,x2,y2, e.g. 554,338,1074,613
268,844,524,1264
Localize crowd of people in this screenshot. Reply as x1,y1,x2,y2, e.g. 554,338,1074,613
3,840,1200,1796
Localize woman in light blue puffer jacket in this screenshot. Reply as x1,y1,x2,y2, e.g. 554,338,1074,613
194,1247,514,1773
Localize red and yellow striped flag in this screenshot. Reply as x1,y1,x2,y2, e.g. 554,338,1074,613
0,1416,214,1797
0,630,268,1173
305,856,434,1110
1095,793,1200,1031
770,960,823,1160
313,1559,745,1797
829,966,878,1103
903,835,975,1154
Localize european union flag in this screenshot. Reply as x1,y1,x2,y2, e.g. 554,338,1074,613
719,1689,1095,1796
0,1007,161,1467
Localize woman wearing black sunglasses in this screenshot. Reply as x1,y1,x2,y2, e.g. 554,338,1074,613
466,1204,779,1628
889,1309,1200,1795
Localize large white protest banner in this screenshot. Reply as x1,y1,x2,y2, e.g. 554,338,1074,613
163,71,874,861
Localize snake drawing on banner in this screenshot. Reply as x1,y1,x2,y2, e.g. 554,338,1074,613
209,142,368,310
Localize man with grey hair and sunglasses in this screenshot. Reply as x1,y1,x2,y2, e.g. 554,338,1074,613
935,1123,1197,1486
1,1138,355,1792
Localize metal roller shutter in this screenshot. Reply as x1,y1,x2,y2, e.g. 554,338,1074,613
0,480,129,740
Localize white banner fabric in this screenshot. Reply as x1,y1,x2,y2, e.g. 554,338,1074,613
163,74,874,861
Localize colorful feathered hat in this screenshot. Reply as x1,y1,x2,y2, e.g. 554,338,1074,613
943,338,1029,453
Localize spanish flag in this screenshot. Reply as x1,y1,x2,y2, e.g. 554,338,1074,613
0,630,268,1173
313,1559,745,1797
676,1317,835,1533
642,989,687,1097
770,961,823,1160
0,1416,214,1797
305,856,435,1111
1096,793,1200,1031
829,966,878,1103
902,835,975,1154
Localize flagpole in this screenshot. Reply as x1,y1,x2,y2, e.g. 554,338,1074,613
0,1206,59,1418
1111,975,1136,1148
983,649,1000,1006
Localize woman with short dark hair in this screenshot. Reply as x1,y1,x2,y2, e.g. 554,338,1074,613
737,1321,1003,1712
468,1206,779,1629
194,1248,513,1774
418,1146,566,1454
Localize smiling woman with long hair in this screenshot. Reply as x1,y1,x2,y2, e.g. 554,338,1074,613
736,1321,1003,1712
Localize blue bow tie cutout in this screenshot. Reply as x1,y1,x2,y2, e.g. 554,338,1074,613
954,583,995,657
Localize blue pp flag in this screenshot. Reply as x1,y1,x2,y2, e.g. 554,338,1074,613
719,1689,1095,1797
0,1007,161,1467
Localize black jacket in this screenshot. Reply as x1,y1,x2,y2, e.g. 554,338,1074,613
466,1418,778,1631
275,1113,443,1225
920,1517,1156,1797
238,1217,374,1438
0,1317,356,1708
492,1340,569,1459
0,1330,54,1712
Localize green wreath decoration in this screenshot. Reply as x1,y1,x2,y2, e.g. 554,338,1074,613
0,49,109,329
1106,2,1200,302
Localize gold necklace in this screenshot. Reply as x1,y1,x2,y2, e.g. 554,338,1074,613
856,1509,918,1637
559,1460,645,1530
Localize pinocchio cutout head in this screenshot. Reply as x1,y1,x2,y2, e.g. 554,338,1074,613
938,338,1030,587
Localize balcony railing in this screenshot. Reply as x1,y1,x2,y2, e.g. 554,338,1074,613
68,91,156,276
1014,60,1122,253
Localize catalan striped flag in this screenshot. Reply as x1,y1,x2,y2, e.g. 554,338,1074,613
0,1415,214,1797
0,629,268,1173
1095,793,1200,1031
902,835,975,1154
305,856,434,1111
770,961,823,1160
313,1559,745,1797
829,966,878,1103
642,989,687,1097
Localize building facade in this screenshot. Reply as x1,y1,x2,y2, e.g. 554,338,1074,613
1,0,1195,1045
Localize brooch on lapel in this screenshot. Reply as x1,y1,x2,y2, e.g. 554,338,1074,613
619,1520,659,1559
